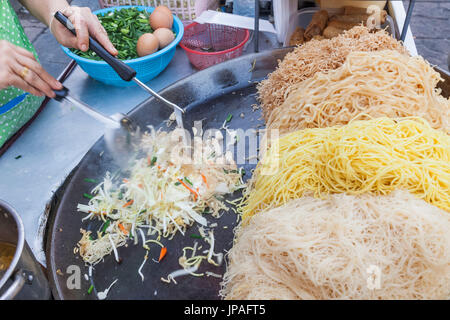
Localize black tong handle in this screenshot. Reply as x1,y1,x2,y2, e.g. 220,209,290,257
54,11,136,81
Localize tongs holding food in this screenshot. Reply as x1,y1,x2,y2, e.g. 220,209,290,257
53,11,185,128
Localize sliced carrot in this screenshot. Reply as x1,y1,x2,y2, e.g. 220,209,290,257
122,199,134,208
118,223,128,235
159,247,167,262
201,173,208,187
123,178,129,183
138,183,143,189
177,179,198,200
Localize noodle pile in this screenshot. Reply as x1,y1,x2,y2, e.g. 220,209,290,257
257,26,406,119
241,117,450,221
221,191,450,300
267,50,450,134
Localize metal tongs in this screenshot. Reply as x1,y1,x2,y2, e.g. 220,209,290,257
53,11,185,129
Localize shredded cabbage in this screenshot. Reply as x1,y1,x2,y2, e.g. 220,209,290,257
77,128,244,266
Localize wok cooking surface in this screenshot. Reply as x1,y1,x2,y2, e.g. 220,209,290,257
45,48,292,300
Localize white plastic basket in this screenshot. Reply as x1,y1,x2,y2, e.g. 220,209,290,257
98,0,219,22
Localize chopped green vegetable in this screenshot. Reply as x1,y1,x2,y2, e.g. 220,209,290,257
226,113,233,123
14,155,22,159
83,193,93,200
190,234,202,239
83,178,97,183
70,8,165,61
151,156,157,166
174,181,181,186
101,220,111,233
184,177,193,186
87,284,94,294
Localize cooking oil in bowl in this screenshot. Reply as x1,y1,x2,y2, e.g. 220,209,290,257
0,242,16,275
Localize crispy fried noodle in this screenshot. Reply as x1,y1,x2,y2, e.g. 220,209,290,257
266,50,449,134
257,26,407,120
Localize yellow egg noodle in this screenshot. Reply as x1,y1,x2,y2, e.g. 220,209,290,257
221,191,450,300
240,117,450,221
266,50,450,134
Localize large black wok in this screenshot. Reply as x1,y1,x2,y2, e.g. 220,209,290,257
44,48,292,300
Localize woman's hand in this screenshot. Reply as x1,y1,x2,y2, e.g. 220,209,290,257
0,40,62,98
50,6,118,56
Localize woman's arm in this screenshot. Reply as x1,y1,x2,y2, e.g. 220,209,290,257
18,0,117,55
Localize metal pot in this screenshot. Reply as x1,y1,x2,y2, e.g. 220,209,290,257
0,200,51,300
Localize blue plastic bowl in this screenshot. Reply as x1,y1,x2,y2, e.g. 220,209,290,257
61,6,184,87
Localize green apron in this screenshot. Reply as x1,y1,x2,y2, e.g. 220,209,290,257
0,0,45,148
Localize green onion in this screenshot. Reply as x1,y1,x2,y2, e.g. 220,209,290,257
14,155,22,159
151,156,157,166
190,234,202,239
101,220,111,233
184,177,193,186
70,7,160,61
84,178,97,183
174,182,181,186
87,284,94,294
83,193,93,200
226,113,233,123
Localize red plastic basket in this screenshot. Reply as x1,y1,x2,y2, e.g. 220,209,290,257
180,23,250,70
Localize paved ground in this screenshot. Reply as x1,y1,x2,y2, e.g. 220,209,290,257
10,0,450,78
403,0,450,71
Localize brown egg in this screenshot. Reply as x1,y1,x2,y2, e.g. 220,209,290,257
153,28,175,49
154,5,172,17
136,33,159,57
149,9,173,30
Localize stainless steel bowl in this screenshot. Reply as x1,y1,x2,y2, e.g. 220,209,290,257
0,200,51,300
